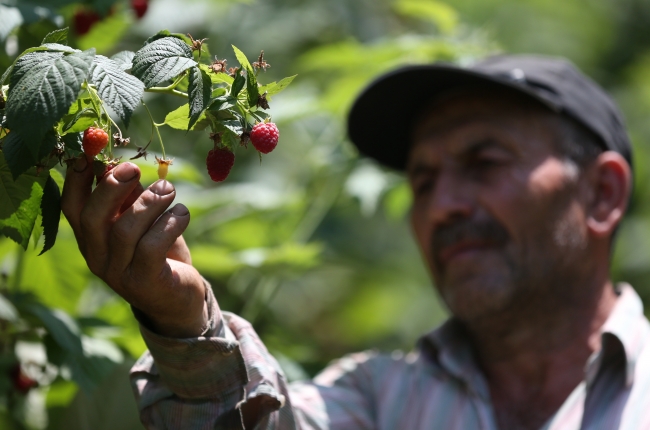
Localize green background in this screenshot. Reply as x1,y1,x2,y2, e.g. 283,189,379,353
1,0,650,427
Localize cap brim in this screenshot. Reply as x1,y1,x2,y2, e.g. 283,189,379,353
346,63,559,171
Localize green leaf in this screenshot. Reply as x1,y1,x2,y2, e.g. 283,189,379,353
143,30,188,45
162,104,208,131
131,37,196,88
187,66,211,130
111,51,135,70
61,107,97,134
2,130,56,179
9,51,64,88
231,70,245,97
38,175,61,255
41,43,79,53
259,75,297,100
209,95,237,112
89,55,145,128
25,303,83,356
41,28,69,45
6,49,95,157
246,65,259,107
2,132,33,179
232,45,253,72
393,0,458,34
62,132,83,153
0,152,48,248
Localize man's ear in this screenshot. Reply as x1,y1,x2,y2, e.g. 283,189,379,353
585,152,632,238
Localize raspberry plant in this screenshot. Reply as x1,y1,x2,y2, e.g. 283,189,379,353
0,27,295,255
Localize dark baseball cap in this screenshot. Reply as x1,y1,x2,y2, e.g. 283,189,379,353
347,54,633,172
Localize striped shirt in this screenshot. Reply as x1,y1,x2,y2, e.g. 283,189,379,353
130,283,650,429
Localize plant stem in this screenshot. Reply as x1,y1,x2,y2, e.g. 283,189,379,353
145,88,188,98
141,101,166,159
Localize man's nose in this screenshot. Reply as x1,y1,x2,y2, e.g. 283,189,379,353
427,169,475,226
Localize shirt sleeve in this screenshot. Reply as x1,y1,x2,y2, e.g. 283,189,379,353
129,284,377,429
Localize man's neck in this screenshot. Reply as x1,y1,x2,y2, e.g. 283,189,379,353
464,280,619,430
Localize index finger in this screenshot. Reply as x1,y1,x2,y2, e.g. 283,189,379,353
61,156,94,242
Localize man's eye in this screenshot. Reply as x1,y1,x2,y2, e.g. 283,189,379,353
414,179,434,196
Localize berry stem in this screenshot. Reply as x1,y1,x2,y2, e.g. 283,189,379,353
145,75,189,98
141,100,167,159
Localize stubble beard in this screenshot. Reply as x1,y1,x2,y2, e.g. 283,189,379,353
433,210,588,324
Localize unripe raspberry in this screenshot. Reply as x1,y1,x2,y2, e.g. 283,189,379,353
156,157,173,180
82,127,108,158
206,148,235,182
250,122,279,154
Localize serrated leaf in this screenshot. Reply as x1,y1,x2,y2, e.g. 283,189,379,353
162,104,208,131
246,66,259,107
231,71,245,97
39,175,61,255
0,152,48,248
9,51,64,88
188,66,211,130
42,28,69,45
131,37,196,88
111,50,135,70
62,132,83,153
232,45,253,72
220,119,243,136
41,43,80,54
259,75,297,99
89,55,144,127
2,130,56,179
2,132,33,179
6,49,95,156
143,30,188,45
199,63,234,85
209,95,237,112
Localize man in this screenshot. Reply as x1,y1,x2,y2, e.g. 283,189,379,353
61,54,649,429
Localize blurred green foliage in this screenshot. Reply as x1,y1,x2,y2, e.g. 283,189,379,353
2,0,650,428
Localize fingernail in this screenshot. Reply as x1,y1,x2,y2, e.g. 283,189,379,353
150,180,174,195
69,156,88,173
171,204,189,216
113,163,138,182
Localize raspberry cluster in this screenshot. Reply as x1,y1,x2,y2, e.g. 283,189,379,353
205,121,280,182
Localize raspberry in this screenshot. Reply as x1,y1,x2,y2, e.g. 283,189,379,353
73,9,100,36
206,148,235,182
82,127,109,158
9,364,37,395
250,122,279,154
131,0,149,19
155,156,173,180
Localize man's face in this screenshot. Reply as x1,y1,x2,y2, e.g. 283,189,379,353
407,93,591,322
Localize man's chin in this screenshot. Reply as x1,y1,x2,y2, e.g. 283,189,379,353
436,274,516,321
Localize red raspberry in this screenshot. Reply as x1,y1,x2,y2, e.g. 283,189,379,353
82,127,108,158
250,122,279,154
206,148,235,182
73,9,100,36
9,364,37,395
131,0,149,19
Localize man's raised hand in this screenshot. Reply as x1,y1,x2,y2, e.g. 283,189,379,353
61,157,209,338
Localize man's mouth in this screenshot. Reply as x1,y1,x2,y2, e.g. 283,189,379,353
437,240,497,265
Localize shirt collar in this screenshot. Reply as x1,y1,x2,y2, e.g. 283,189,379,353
418,283,650,394
594,283,650,387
